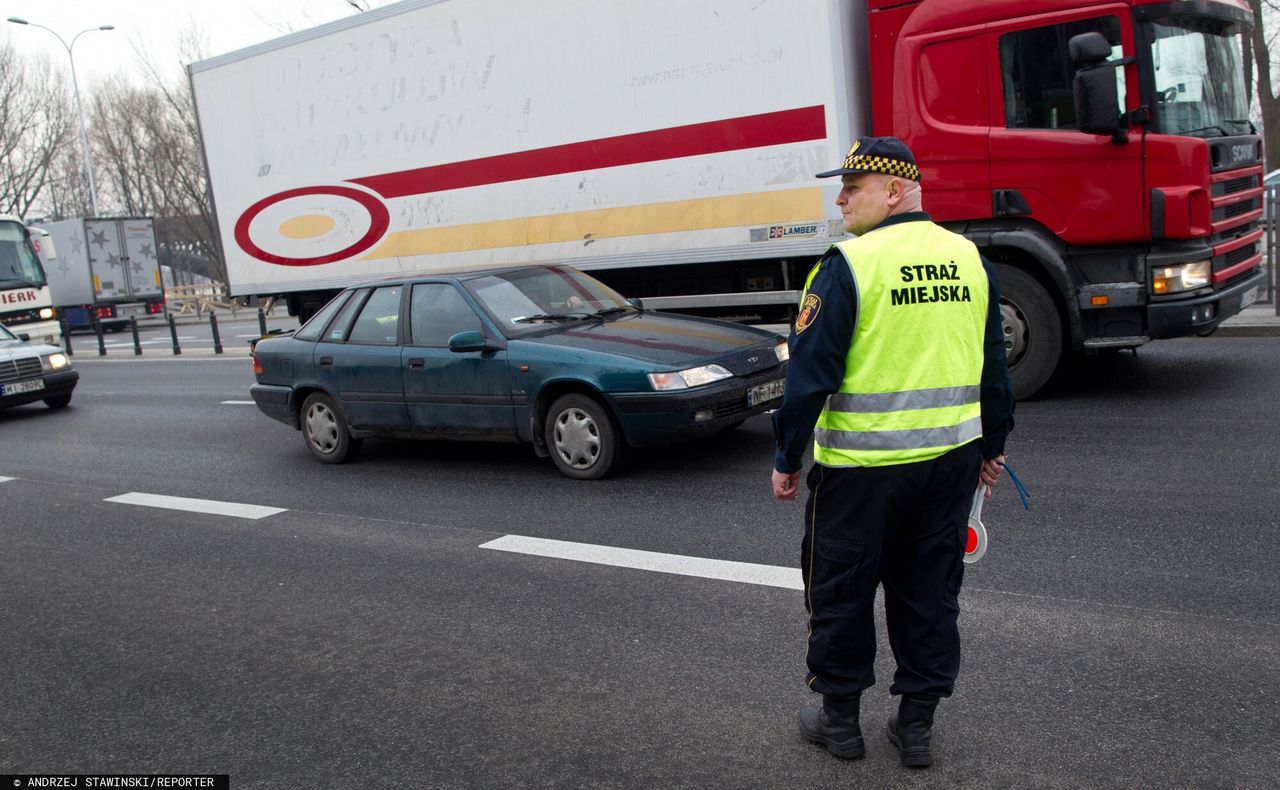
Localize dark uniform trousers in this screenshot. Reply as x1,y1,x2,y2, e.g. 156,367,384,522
801,440,982,700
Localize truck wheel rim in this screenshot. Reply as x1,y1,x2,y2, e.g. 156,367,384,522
1000,300,1028,367
305,403,339,454
552,407,600,469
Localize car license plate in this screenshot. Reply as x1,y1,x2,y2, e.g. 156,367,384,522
0,379,44,396
747,378,785,407
1239,285,1259,310
117,303,145,318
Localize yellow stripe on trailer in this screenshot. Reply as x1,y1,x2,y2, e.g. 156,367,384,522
363,188,825,260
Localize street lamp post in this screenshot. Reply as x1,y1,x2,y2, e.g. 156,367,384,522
7,17,114,217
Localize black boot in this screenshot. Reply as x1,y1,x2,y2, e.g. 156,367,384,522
886,694,939,768
798,694,865,759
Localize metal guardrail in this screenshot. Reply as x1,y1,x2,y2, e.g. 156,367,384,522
1266,185,1278,314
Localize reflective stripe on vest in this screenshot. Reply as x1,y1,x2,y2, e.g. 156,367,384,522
811,221,988,467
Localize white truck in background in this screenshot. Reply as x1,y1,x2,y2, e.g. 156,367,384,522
34,218,166,331
0,215,61,346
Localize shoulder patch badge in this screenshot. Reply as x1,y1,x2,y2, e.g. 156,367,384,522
795,293,822,334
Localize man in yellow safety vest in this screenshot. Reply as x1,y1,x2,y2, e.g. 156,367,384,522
770,136,1016,768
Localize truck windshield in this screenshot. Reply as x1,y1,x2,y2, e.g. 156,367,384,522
0,221,46,288
1143,15,1250,137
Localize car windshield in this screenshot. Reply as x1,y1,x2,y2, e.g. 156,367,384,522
1143,14,1250,137
0,221,46,288
466,266,631,334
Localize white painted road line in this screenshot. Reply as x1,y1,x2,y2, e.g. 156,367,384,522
0,476,14,483
480,534,804,590
221,400,256,405
105,492,286,520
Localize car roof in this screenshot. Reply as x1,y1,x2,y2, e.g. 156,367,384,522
367,263,573,286
1265,168,1280,184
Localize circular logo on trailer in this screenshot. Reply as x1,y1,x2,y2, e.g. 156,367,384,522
795,293,821,334
233,184,391,267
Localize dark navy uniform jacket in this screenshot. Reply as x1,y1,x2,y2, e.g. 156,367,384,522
772,212,1016,474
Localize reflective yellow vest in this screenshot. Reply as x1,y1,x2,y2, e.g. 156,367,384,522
809,220,988,467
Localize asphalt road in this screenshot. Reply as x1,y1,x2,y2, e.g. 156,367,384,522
1,336,1278,788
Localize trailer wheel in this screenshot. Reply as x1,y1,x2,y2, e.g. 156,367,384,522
997,265,1062,399
301,392,362,464
544,393,623,480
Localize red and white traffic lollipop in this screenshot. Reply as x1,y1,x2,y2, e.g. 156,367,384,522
964,485,988,564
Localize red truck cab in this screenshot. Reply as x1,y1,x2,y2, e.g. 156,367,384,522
868,0,1263,396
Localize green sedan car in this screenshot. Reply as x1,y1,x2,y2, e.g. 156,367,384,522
250,265,789,479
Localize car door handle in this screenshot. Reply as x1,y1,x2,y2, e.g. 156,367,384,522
407,358,425,369
319,356,333,366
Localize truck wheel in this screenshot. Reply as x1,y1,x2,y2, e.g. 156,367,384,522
43,395,72,409
997,265,1062,399
301,392,362,464
544,393,623,480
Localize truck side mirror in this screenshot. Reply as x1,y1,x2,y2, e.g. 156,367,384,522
1069,32,1128,142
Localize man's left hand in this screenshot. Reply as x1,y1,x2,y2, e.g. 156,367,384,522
772,469,802,500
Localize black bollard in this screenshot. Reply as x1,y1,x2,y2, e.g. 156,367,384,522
130,317,142,355
168,314,182,355
257,307,268,337
60,318,72,357
210,313,223,354
95,318,106,356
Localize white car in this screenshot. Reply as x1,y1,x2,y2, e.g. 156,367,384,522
0,322,78,410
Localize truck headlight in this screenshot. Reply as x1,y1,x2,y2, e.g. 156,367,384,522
648,364,733,390
43,353,70,370
39,307,55,320
774,340,789,363
1152,261,1210,295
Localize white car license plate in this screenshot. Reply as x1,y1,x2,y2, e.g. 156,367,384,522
1,379,45,396
1239,285,1259,310
747,378,785,407
116,303,146,318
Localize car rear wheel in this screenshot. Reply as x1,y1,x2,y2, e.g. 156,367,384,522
545,393,622,480
43,394,72,409
301,392,362,464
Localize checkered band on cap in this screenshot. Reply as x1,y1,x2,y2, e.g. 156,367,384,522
841,153,920,182
816,135,922,181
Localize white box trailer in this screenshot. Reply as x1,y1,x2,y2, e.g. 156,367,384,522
189,0,864,319
35,218,166,329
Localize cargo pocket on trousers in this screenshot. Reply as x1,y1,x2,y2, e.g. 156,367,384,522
814,533,866,601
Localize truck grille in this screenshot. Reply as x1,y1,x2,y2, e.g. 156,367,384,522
1221,175,1256,195
1224,244,1257,268
0,357,42,383
1224,201,1253,219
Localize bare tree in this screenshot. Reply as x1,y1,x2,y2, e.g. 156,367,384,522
0,41,74,218
1250,0,1280,166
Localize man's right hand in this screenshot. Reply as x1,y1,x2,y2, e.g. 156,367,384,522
979,454,1005,495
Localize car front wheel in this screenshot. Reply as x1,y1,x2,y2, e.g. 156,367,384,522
301,392,362,464
544,393,623,480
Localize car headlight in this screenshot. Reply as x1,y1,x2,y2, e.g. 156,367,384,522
647,363,733,390
774,340,789,363
43,353,70,370
39,307,56,320
1152,261,1210,295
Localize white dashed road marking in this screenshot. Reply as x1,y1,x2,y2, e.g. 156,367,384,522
105,492,286,520
480,534,803,590
221,400,256,405
0,476,14,483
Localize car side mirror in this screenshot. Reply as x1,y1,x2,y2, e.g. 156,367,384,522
626,297,644,311
18,333,31,342
448,330,491,353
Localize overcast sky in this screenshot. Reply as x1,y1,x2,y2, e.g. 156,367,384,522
3,0,392,92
